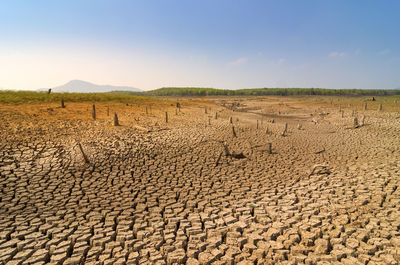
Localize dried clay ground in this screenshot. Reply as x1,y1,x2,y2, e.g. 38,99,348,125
0,96,399,265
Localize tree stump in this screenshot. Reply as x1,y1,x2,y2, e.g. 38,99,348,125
281,123,288,136
232,126,237,138
92,104,96,120
114,113,119,126
61,99,65,108
223,143,230,156
378,104,382,111
215,152,223,166
308,164,329,177
354,117,359,128
267,143,272,154
78,143,90,164
165,111,168,123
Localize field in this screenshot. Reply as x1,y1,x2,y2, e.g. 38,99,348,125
1,93,400,264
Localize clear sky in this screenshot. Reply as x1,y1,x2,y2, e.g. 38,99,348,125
1,0,399,90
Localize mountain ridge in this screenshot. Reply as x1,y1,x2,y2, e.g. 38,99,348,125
48,80,141,93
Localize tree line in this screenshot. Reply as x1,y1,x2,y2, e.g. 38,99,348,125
114,87,400,97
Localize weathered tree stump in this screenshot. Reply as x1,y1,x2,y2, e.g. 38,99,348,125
78,143,90,164
281,123,288,136
223,143,230,156
232,126,237,138
92,104,96,120
215,152,223,166
114,113,119,126
308,164,329,177
61,99,65,108
378,103,382,111
165,111,168,123
267,143,272,154
353,117,359,128
361,115,366,126
222,143,245,159
364,102,367,111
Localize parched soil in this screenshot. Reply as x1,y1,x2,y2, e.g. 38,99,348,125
0,97,399,265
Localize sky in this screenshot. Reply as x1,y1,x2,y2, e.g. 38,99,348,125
1,0,399,90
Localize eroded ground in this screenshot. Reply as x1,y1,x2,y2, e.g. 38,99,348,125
0,97,399,265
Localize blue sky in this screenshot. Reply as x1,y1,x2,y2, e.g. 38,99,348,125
1,0,399,90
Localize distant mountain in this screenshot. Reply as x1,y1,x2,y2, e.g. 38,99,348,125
49,80,141,93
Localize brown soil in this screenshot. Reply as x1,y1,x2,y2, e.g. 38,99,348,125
0,97,399,264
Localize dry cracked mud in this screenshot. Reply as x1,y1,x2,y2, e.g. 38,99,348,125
0,97,399,264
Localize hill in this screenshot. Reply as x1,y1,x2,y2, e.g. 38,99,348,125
49,80,141,93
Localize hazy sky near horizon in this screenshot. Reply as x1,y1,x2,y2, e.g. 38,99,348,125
1,0,399,90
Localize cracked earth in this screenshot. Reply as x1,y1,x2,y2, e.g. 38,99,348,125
0,97,399,265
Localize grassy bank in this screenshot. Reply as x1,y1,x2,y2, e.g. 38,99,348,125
0,90,160,104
